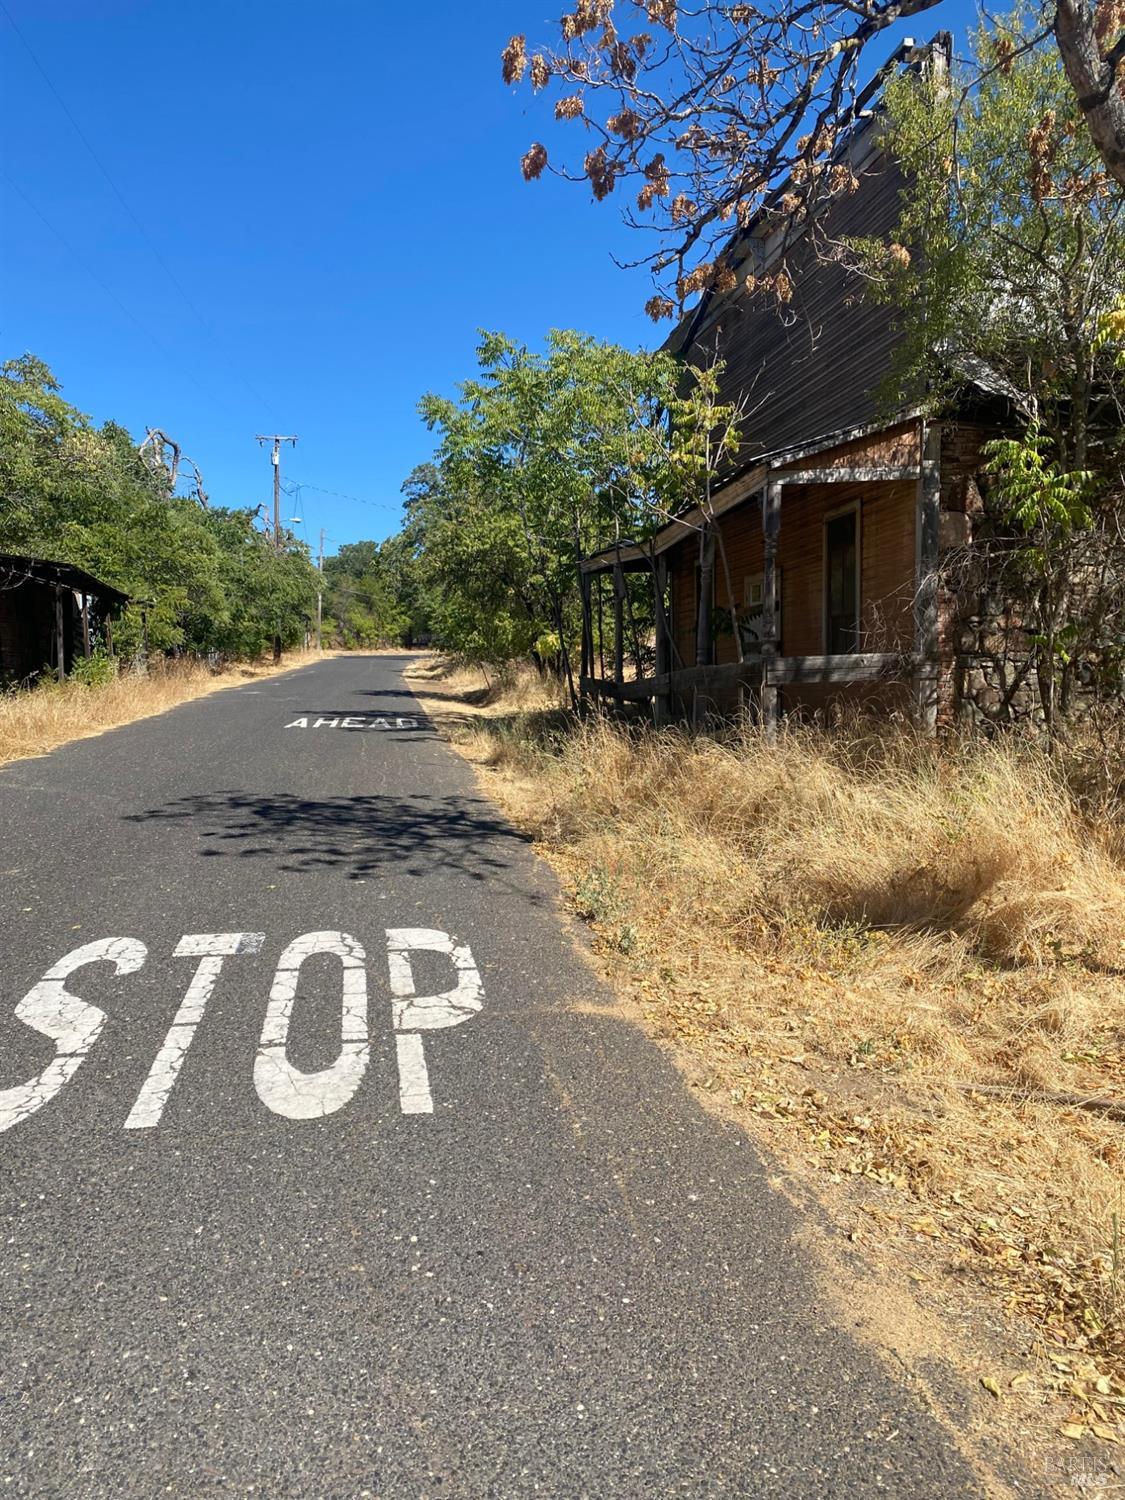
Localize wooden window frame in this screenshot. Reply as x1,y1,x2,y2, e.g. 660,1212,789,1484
822,499,862,655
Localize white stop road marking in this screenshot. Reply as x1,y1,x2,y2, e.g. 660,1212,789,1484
0,927,483,1132
0,938,147,1135
125,932,265,1130
254,930,369,1121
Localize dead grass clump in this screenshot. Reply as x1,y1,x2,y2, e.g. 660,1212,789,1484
0,650,327,767
405,656,564,714
439,695,1125,1394
497,717,1125,969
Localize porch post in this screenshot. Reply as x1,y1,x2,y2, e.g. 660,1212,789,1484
578,568,593,692
81,594,91,659
761,480,782,738
54,584,66,683
694,529,714,668
914,422,942,731
654,554,671,726
105,615,114,658
612,562,625,686
692,528,716,727
596,574,606,680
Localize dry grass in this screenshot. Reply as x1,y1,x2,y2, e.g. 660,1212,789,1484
405,657,565,717
0,649,334,767
414,662,1125,1447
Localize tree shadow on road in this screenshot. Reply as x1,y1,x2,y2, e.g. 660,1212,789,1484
126,789,542,893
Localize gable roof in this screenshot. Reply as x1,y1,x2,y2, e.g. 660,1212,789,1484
661,36,950,466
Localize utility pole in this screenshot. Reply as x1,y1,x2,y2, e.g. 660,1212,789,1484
256,434,298,550
316,527,325,651
256,434,298,660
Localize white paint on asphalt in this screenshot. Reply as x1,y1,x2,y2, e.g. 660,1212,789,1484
387,929,483,1117
284,716,419,730
0,928,484,1130
174,933,266,958
253,930,370,1120
0,938,148,1134
386,928,484,1031
394,1033,433,1114
124,933,265,1130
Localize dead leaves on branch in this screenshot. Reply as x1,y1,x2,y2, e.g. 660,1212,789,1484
499,1,879,307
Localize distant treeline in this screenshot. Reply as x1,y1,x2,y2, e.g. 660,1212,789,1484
321,534,430,651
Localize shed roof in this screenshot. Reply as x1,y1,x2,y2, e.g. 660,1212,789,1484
0,553,130,606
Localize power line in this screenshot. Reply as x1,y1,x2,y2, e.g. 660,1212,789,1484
1,168,243,424
280,481,318,549
286,478,399,512
0,0,271,413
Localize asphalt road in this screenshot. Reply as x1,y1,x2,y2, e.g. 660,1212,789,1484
0,653,986,1498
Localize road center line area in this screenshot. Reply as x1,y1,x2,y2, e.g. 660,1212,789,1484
0,655,983,1497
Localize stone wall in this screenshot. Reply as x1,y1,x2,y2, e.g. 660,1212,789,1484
937,420,1044,729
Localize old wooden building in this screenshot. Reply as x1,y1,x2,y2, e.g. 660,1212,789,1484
579,36,1006,730
0,554,129,687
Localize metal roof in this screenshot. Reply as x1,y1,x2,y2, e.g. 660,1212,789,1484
0,553,131,606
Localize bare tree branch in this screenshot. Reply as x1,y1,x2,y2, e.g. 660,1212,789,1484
505,0,1125,315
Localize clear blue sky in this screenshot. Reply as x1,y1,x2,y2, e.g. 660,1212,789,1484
1,0,973,555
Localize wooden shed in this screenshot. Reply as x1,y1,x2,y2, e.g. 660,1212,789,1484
578,35,1008,731
0,554,129,687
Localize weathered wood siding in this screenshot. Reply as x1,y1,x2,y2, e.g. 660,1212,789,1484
667,425,921,714
0,583,58,684
672,139,912,465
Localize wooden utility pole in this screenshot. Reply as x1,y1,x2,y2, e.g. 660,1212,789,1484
256,434,298,660
256,434,299,550
316,528,325,651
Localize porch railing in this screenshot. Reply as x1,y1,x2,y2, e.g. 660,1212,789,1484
581,650,920,705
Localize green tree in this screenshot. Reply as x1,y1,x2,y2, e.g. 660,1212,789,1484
865,14,1125,730
416,330,681,701
323,539,414,648
0,353,318,666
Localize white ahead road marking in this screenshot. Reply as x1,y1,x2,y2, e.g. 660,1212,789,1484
284,716,419,730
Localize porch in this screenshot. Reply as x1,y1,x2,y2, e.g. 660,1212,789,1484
577,418,943,730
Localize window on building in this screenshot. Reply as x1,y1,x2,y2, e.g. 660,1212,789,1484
825,509,859,654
